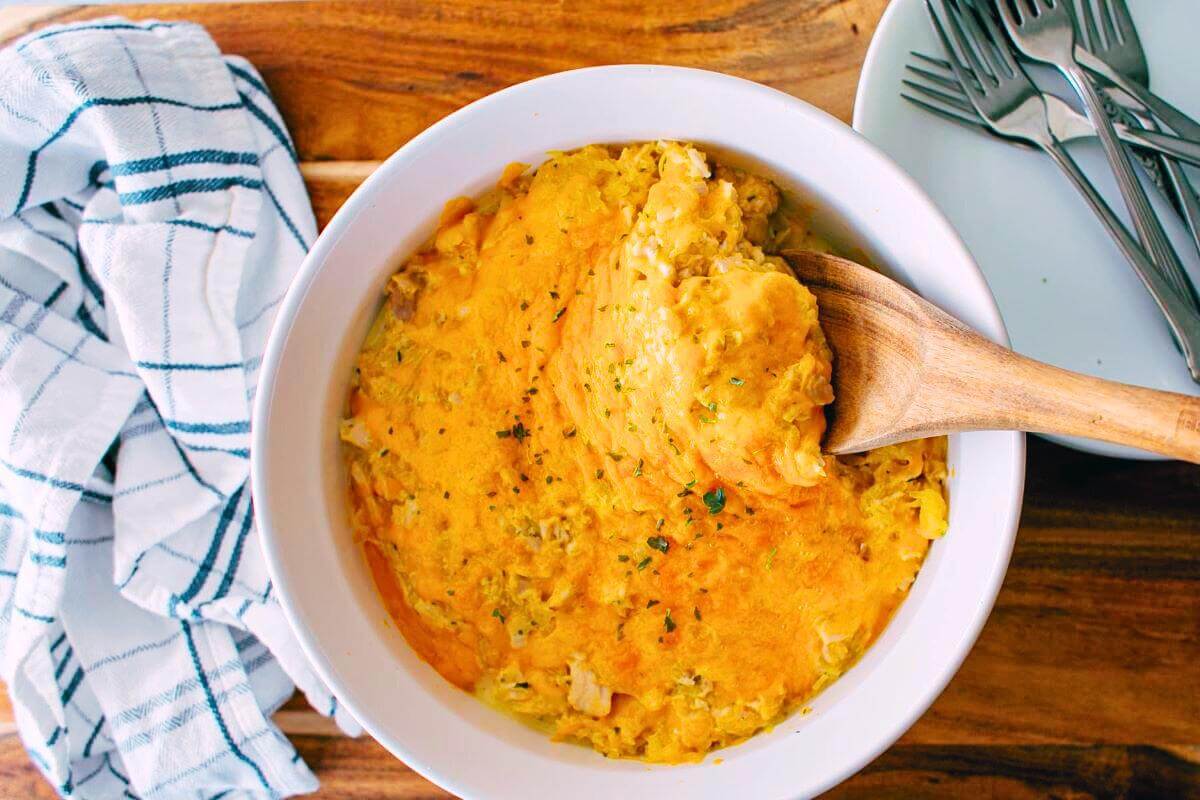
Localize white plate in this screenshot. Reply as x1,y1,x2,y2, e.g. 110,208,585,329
855,0,1200,460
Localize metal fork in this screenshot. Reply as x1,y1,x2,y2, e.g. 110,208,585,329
901,52,1200,168
1070,0,1200,143
902,54,1200,296
1076,0,1200,297
995,0,1188,293
925,0,1200,381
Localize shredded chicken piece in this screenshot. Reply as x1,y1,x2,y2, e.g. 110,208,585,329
387,270,425,321
567,660,612,717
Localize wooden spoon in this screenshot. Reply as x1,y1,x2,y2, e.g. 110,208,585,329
785,251,1200,462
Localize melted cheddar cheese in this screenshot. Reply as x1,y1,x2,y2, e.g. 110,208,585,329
342,142,948,763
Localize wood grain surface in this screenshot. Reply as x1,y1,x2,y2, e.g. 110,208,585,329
1,2,1197,798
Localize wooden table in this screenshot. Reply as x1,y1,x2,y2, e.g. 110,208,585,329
1,2,1197,797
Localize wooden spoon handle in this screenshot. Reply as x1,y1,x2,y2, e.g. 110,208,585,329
924,307,1200,463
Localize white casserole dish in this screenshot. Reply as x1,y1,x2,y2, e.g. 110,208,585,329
251,65,1025,800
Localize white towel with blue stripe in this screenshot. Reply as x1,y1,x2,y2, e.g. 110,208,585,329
0,18,359,799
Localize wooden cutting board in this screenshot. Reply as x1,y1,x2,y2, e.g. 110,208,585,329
1,3,1197,797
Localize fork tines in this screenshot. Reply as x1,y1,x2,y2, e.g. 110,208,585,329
901,53,980,127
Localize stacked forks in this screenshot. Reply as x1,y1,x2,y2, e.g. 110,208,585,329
904,0,1200,382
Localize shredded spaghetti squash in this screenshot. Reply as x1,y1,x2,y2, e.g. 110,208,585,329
341,142,948,763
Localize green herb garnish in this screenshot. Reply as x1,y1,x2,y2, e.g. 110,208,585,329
729,376,744,386
664,610,676,633
647,535,669,554
703,486,726,515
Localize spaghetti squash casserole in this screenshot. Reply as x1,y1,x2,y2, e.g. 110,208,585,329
341,142,949,763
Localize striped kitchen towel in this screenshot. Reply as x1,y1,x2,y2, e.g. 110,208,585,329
0,17,359,799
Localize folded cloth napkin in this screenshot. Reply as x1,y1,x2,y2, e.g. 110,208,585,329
0,18,360,799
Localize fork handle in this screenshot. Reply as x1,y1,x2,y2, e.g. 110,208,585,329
1119,107,1200,304
1061,63,1187,285
1076,46,1200,145
1042,138,1200,383
1163,160,1200,262
1159,158,1200,306
1121,128,1200,170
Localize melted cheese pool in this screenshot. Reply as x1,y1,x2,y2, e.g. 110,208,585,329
341,142,948,763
